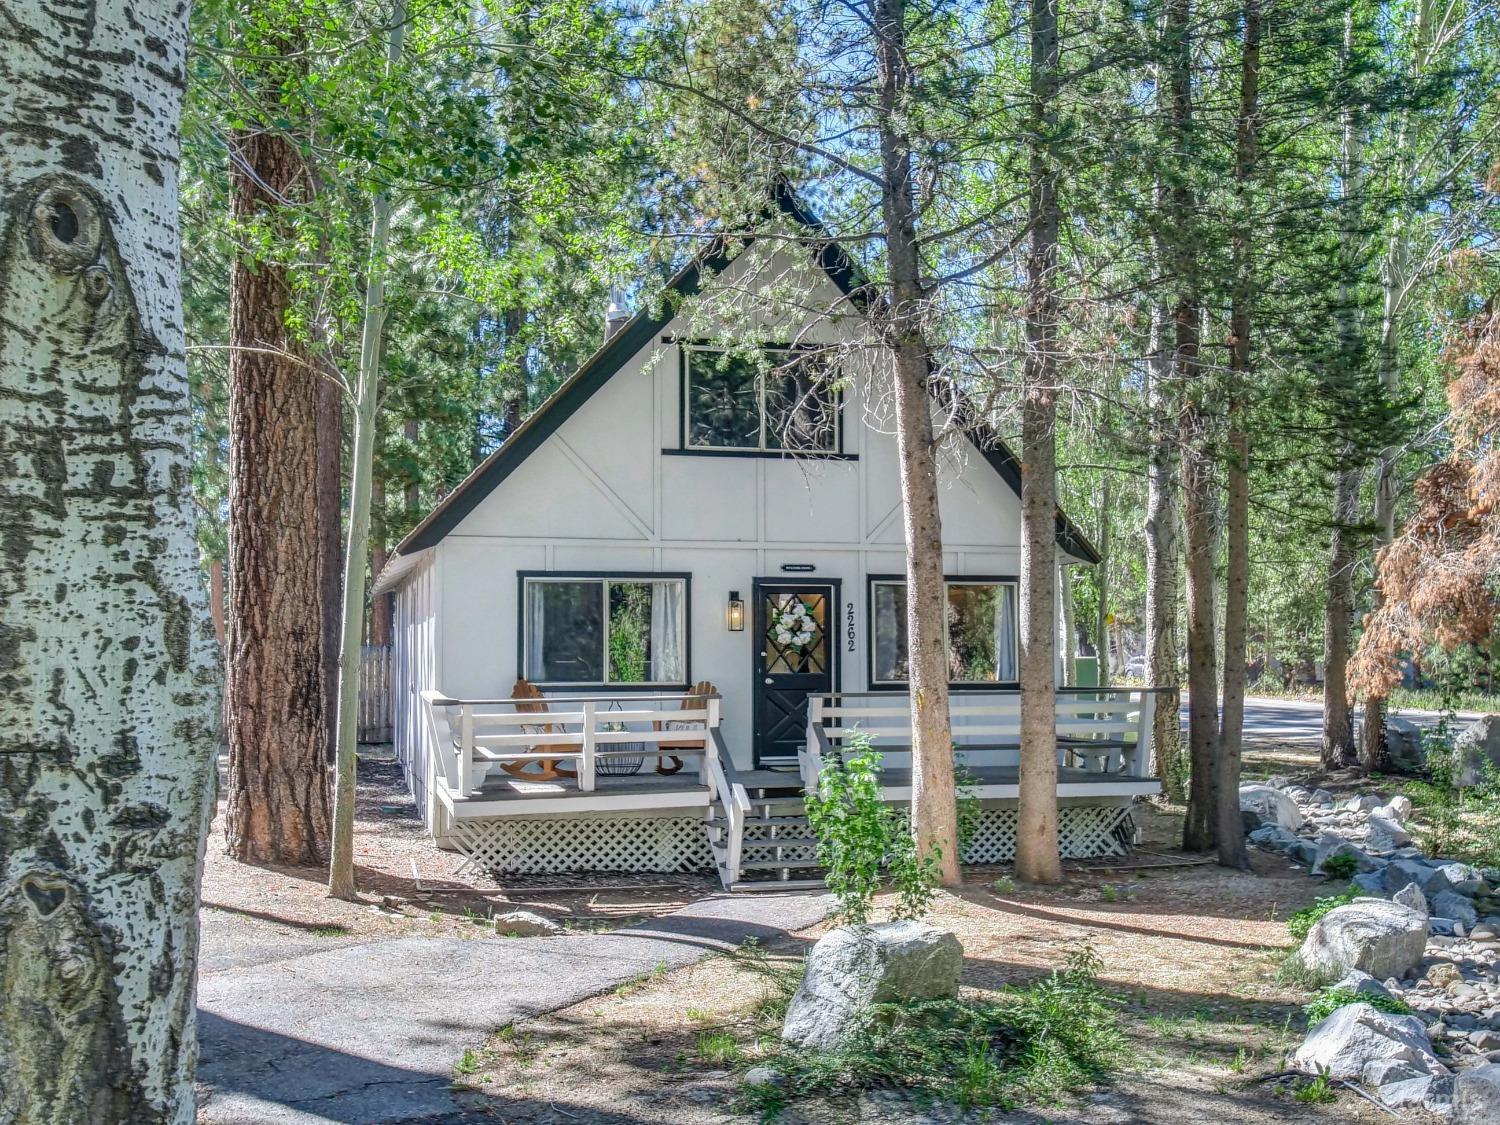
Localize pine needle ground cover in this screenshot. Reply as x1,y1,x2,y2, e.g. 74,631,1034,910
453,812,1372,1122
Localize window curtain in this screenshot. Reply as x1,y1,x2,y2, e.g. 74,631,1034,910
995,584,1018,682
526,583,547,680
649,581,684,682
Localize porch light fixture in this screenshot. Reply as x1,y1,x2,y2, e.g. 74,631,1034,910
727,591,745,632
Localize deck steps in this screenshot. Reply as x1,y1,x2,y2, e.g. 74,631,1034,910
705,782,829,890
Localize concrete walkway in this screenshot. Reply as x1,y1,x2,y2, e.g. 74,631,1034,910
196,890,832,1124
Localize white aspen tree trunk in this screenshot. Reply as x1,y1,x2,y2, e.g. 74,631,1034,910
872,0,959,885
1145,307,1184,800
0,3,218,1119
1016,0,1063,886
329,4,406,900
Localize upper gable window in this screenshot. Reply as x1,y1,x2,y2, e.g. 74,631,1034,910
683,345,839,453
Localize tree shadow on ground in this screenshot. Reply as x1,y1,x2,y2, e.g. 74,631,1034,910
198,1011,657,1124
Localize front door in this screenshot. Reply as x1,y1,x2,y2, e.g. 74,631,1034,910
753,580,838,765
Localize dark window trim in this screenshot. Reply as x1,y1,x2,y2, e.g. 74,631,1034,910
678,341,845,455
865,573,1021,690
661,448,857,462
517,570,693,691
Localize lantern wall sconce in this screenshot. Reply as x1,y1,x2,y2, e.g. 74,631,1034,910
727,591,745,631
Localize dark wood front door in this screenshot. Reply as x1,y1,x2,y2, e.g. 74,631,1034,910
753,580,838,765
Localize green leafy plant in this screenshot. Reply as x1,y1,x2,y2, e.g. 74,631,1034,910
1318,853,1359,880
1292,1071,1338,1104
1287,886,1361,941
803,732,941,923
756,941,1126,1112
1303,986,1411,1025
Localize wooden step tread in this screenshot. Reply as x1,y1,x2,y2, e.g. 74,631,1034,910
728,878,826,891
742,836,819,848
738,859,824,871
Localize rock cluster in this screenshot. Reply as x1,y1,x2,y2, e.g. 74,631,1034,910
1247,777,1500,1118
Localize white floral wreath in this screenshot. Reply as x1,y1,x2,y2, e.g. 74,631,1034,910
772,598,820,654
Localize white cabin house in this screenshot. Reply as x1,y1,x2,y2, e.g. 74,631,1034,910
373,189,1161,889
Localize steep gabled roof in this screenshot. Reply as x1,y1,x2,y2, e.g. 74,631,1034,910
387,186,1099,567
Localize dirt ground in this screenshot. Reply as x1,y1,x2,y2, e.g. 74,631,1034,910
199,750,719,947
446,799,1422,1124
199,740,1439,1122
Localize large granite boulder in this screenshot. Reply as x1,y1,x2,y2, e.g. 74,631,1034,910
1453,1064,1500,1124
1239,784,1303,833
1432,890,1480,929
1296,900,1428,980
782,922,962,1050
1291,1003,1445,1081
1248,824,1301,854
1386,717,1426,773
1455,716,1500,789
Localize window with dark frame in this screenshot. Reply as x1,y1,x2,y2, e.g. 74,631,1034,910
870,578,1020,687
683,345,839,453
521,575,689,687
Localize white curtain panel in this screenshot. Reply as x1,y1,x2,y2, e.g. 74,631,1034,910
526,582,547,680
995,584,1018,682
649,581,684,683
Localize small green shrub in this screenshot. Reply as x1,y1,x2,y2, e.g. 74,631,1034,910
762,942,1126,1112
697,1030,741,1065
1318,853,1359,880
1287,886,1360,942
804,732,940,923
1303,986,1411,1025
1292,1071,1338,1104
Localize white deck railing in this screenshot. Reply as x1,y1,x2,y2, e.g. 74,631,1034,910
802,688,1160,793
421,690,721,798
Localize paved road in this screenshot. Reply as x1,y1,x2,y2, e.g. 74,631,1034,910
197,891,832,1123
1188,694,1483,748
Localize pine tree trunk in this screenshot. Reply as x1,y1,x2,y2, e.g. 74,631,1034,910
1016,0,1063,885
872,0,960,885
1323,464,1361,767
1217,0,1260,871
1145,309,1184,800
0,5,218,1117
1163,0,1218,853
1325,12,1365,772
1060,564,1077,687
316,364,343,764
224,118,332,866
1094,477,1111,685
369,477,392,646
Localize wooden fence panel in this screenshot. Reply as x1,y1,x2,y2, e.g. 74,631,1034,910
358,644,393,743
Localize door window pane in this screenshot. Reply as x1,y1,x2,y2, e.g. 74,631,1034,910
687,349,761,448
527,581,602,683
872,582,909,682
764,591,828,674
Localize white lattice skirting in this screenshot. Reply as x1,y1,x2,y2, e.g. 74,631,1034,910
447,803,1133,876
447,815,714,875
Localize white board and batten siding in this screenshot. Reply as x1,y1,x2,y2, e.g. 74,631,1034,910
389,548,440,825
382,244,1091,821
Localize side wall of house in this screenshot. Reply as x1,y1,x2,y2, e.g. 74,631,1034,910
390,550,440,818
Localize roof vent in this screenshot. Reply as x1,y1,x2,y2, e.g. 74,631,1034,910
605,286,630,340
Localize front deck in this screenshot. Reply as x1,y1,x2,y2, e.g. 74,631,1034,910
420,687,1163,887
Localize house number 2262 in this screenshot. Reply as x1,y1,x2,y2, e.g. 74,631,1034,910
846,602,856,652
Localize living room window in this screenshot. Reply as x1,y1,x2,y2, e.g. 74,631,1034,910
520,574,689,687
869,577,1019,687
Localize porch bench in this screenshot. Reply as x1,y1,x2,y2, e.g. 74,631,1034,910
801,689,1159,793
